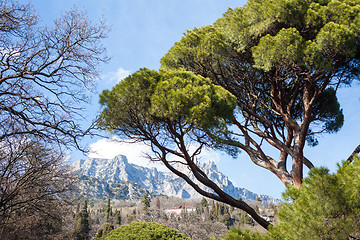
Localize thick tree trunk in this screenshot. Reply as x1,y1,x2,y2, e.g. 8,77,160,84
291,135,304,188
291,157,303,189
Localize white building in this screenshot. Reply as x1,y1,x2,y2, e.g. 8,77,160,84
164,205,197,216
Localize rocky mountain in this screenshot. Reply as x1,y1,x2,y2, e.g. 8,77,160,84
72,155,279,203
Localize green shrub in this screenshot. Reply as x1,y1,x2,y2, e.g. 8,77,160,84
214,228,268,240
100,222,190,240
217,155,360,240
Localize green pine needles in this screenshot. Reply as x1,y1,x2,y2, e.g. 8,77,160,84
99,222,190,240
271,155,360,239
218,155,360,240
99,68,236,134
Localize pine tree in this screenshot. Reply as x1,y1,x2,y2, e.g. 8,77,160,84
270,156,360,239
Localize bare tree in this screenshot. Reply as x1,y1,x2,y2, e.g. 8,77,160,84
0,1,108,238
0,136,75,239
0,0,108,148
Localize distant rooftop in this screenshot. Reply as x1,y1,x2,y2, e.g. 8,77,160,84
167,205,196,210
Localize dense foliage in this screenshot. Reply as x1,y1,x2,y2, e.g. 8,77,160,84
214,228,266,240
217,155,360,239
73,200,91,240
99,68,236,135
141,194,151,211
161,0,360,188
99,222,190,240
271,155,360,239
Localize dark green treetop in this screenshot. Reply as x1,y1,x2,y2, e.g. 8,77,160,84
74,200,91,240
199,197,208,207
105,198,112,222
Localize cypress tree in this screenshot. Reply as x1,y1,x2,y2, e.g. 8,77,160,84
209,202,218,220
76,202,80,214
155,197,161,210
105,198,111,222
219,203,225,216
74,200,90,240
114,209,122,225
199,197,208,207
221,213,233,229
141,193,151,211
229,206,234,215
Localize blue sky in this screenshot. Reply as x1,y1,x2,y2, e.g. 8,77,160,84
25,0,360,199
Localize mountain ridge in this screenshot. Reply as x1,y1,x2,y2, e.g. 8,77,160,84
72,155,280,203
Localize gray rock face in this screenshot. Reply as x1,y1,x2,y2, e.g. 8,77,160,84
72,155,279,203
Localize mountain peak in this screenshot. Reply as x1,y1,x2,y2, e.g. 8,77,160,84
113,154,129,164
72,155,280,203
203,161,217,170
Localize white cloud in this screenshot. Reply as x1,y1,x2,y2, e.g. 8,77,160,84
197,148,226,164
88,137,168,171
88,137,228,172
103,67,131,84
176,144,225,165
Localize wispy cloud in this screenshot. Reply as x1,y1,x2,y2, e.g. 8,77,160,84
103,67,131,84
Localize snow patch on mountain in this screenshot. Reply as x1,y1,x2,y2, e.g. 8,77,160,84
72,155,279,203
